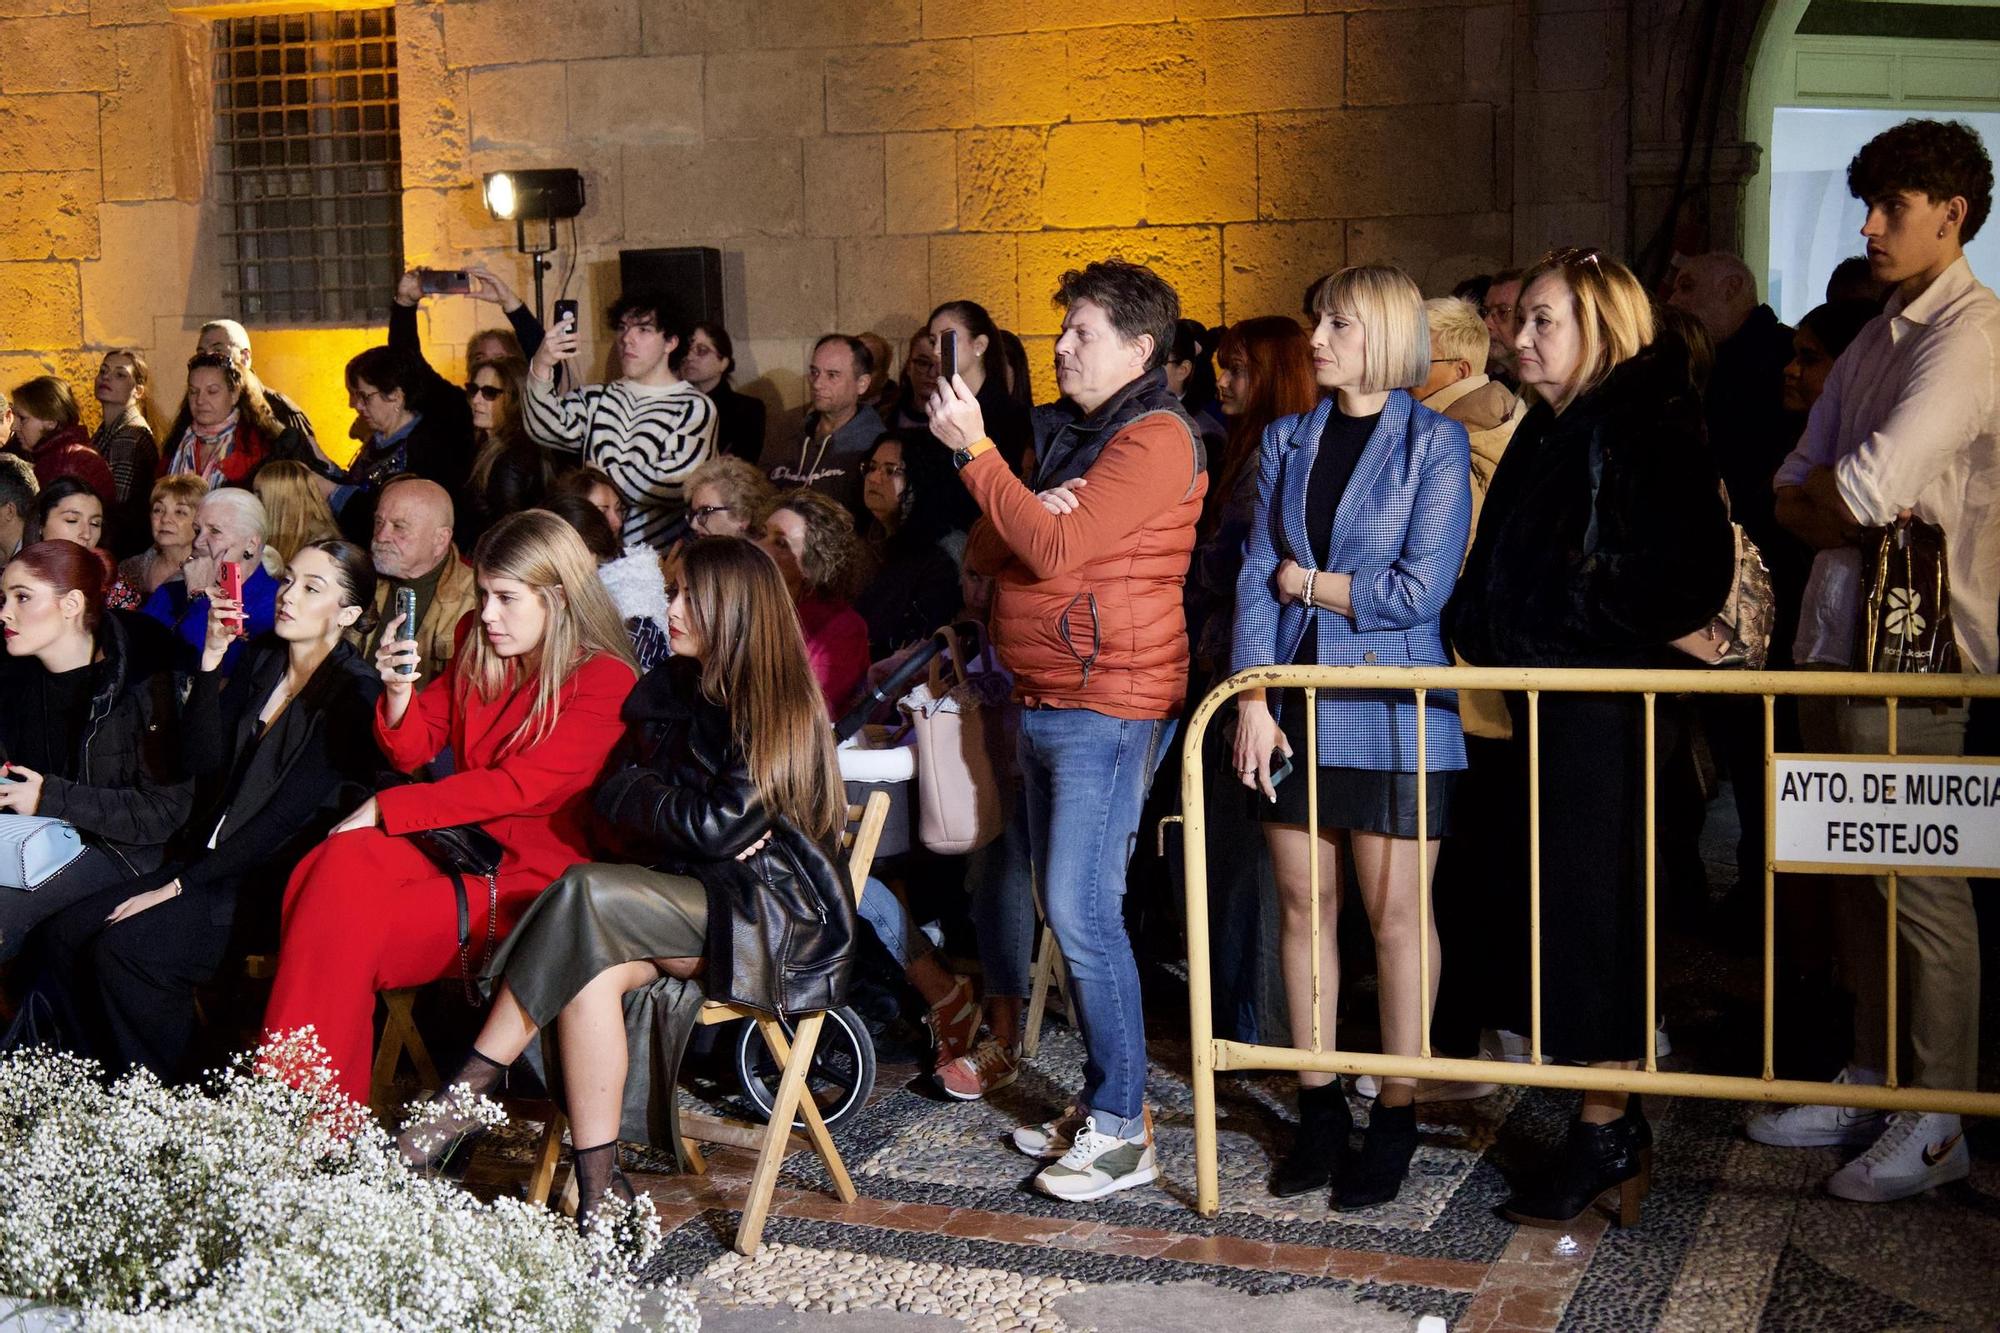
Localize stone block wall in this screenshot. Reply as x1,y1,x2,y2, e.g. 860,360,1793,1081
1,0,1638,452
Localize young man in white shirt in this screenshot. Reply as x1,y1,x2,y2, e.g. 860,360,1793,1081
1761,117,1998,1203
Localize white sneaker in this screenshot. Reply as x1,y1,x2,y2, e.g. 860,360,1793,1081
1825,1112,1970,1203
1012,1103,1087,1159
1033,1115,1159,1201
1479,1029,1531,1063
1746,1067,1885,1148
1353,1074,1500,1103
1654,1022,1672,1059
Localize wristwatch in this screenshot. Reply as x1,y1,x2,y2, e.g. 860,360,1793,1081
952,437,996,470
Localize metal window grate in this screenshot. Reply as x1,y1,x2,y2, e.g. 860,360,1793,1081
212,9,403,325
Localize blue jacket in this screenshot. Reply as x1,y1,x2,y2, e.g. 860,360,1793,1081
1231,391,1471,773
141,563,280,677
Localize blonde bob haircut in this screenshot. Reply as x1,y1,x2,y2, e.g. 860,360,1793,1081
1310,264,1431,393
1517,248,1655,410
457,510,638,753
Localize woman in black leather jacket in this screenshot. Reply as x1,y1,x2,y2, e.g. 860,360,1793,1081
400,535,856,1228
0,541,190,965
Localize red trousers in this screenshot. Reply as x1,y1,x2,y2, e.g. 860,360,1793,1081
261,827,550,1105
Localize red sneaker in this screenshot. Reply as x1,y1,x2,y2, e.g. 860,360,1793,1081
935,1035,1021,1101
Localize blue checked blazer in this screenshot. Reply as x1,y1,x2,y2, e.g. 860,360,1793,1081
1230,390,1472,773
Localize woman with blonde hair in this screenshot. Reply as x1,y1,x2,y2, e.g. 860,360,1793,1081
1232,264,1472,1210
254,459,338,566
683,454,775,540
114,473,207,600
399,536,859,1227
261,510,639,1105
1449,249,1734,1227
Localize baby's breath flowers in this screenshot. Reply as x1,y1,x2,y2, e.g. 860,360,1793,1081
0,1030,695,1332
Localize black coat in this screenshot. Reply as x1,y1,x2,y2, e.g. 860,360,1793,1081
710,382,768,464
1448,342,1736,670
0,611,192,877
592,658,856,1016
174,637,383,934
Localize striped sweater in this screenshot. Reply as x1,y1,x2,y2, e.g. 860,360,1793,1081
522,375,717,549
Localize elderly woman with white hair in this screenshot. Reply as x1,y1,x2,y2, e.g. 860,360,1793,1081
138,485,284,674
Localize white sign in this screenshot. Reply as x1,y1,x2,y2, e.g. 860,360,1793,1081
1773,756,2000,875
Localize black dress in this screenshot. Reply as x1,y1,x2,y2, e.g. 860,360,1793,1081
1265,404,1457,838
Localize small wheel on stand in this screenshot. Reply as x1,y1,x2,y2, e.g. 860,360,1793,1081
732,1005,877,1132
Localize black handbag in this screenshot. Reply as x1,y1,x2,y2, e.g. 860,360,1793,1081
406,824,504,1005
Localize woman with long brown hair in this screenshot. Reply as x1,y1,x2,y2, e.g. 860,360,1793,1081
159,352,296,487
253,459,338,566
261,511,638,1105
400,536,857,1230
458,354,553,547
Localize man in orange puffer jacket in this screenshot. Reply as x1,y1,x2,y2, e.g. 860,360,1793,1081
928,258,1206,1204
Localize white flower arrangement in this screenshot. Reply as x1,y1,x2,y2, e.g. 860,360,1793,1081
0,1030,697,1333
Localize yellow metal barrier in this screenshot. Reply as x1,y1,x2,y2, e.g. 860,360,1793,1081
1179,664,2000,1218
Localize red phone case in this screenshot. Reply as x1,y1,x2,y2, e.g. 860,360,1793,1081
218,561,246,637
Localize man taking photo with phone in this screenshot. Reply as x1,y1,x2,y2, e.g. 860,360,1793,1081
522,288,717,550
926,258,1207,1203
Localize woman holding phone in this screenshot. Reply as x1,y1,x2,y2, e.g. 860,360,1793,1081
40,540,382,1080
1231,265,1471,1210
260,511,637,1104
399,537,857,1229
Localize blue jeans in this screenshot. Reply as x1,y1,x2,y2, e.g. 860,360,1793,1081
855,876,932,971
967,789,1035,999
1018,706,1175,1136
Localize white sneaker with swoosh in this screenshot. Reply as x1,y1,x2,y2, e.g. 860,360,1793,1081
1825,1111,1969,1203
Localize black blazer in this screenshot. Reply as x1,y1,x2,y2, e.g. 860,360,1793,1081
175,637,383,931
711,382,768,463
593,658,856,1017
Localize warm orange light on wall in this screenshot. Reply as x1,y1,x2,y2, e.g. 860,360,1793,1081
246,328,379,468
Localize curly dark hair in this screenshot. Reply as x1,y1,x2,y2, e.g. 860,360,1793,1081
1847,118,1993,243
763,487,864,599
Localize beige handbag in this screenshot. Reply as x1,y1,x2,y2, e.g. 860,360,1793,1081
900,627,1012,855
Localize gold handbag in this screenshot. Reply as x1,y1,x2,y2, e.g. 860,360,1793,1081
1860,516,1960,674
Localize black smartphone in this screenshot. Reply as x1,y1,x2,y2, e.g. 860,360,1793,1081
1267,748,1294,789
552,298,579,335
416,267,471,296
394,587,419,676
939,328,957,383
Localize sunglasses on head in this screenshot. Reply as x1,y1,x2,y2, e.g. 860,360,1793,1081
462,382,504,401
1541,246,1605,270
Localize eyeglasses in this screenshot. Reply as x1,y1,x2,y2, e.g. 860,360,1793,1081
858,461,906,479
1479,303,1516,321
462,383,504,401
689,505,732,525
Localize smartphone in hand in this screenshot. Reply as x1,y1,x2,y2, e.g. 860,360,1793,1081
394,587,419,677
939,328,958,383
1267,748,1294,789
553,298,579,334
416,267,472,296
217,560,246,639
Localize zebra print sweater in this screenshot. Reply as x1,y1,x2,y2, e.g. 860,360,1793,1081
522,375,717,549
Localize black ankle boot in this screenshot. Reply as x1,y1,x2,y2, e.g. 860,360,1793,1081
1501,1105,1652,1228
1336,1100,1418,1210
1269,1081,1352,1198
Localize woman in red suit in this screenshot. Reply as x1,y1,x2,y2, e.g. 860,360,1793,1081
262,510,638,1104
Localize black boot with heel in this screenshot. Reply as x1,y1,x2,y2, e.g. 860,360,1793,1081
1502,1098,1652,1228
1336,1099,1419,1210
1269,1080,1353,1198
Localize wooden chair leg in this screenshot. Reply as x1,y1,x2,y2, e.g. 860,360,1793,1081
1023,926,1060,1059
371,989,441,1119
680,1136,708,1175
527,1111,566,1208
735,1012,823,1256
755,1014,855,1203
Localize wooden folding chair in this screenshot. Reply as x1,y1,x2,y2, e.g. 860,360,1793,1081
1021,923,1070,1059
370,986,441,1119
530,791,892,1256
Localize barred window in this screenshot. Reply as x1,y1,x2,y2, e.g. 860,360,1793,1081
213,9,403,325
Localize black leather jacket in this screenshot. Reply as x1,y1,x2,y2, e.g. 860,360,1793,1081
593,658,857,1017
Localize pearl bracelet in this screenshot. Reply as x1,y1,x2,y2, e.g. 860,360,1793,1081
1304,568,1317,609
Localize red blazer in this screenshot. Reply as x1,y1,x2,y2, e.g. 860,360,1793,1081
373,652,637,885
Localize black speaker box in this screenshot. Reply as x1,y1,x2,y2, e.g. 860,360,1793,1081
617,246,725,333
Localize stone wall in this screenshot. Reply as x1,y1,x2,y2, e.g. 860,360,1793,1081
0,0,1685,452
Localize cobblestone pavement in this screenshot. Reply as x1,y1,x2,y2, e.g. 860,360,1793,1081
457,790,2000,1332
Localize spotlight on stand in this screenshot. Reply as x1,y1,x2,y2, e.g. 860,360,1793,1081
481,168,586,323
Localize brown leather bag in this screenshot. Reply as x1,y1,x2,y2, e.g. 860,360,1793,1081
1860,516,1961,674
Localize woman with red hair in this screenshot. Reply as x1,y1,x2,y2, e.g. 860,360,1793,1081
0,541,189,963
1178,315,1318,1047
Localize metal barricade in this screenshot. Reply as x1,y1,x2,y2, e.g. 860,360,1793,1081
1176,665,2000,1218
